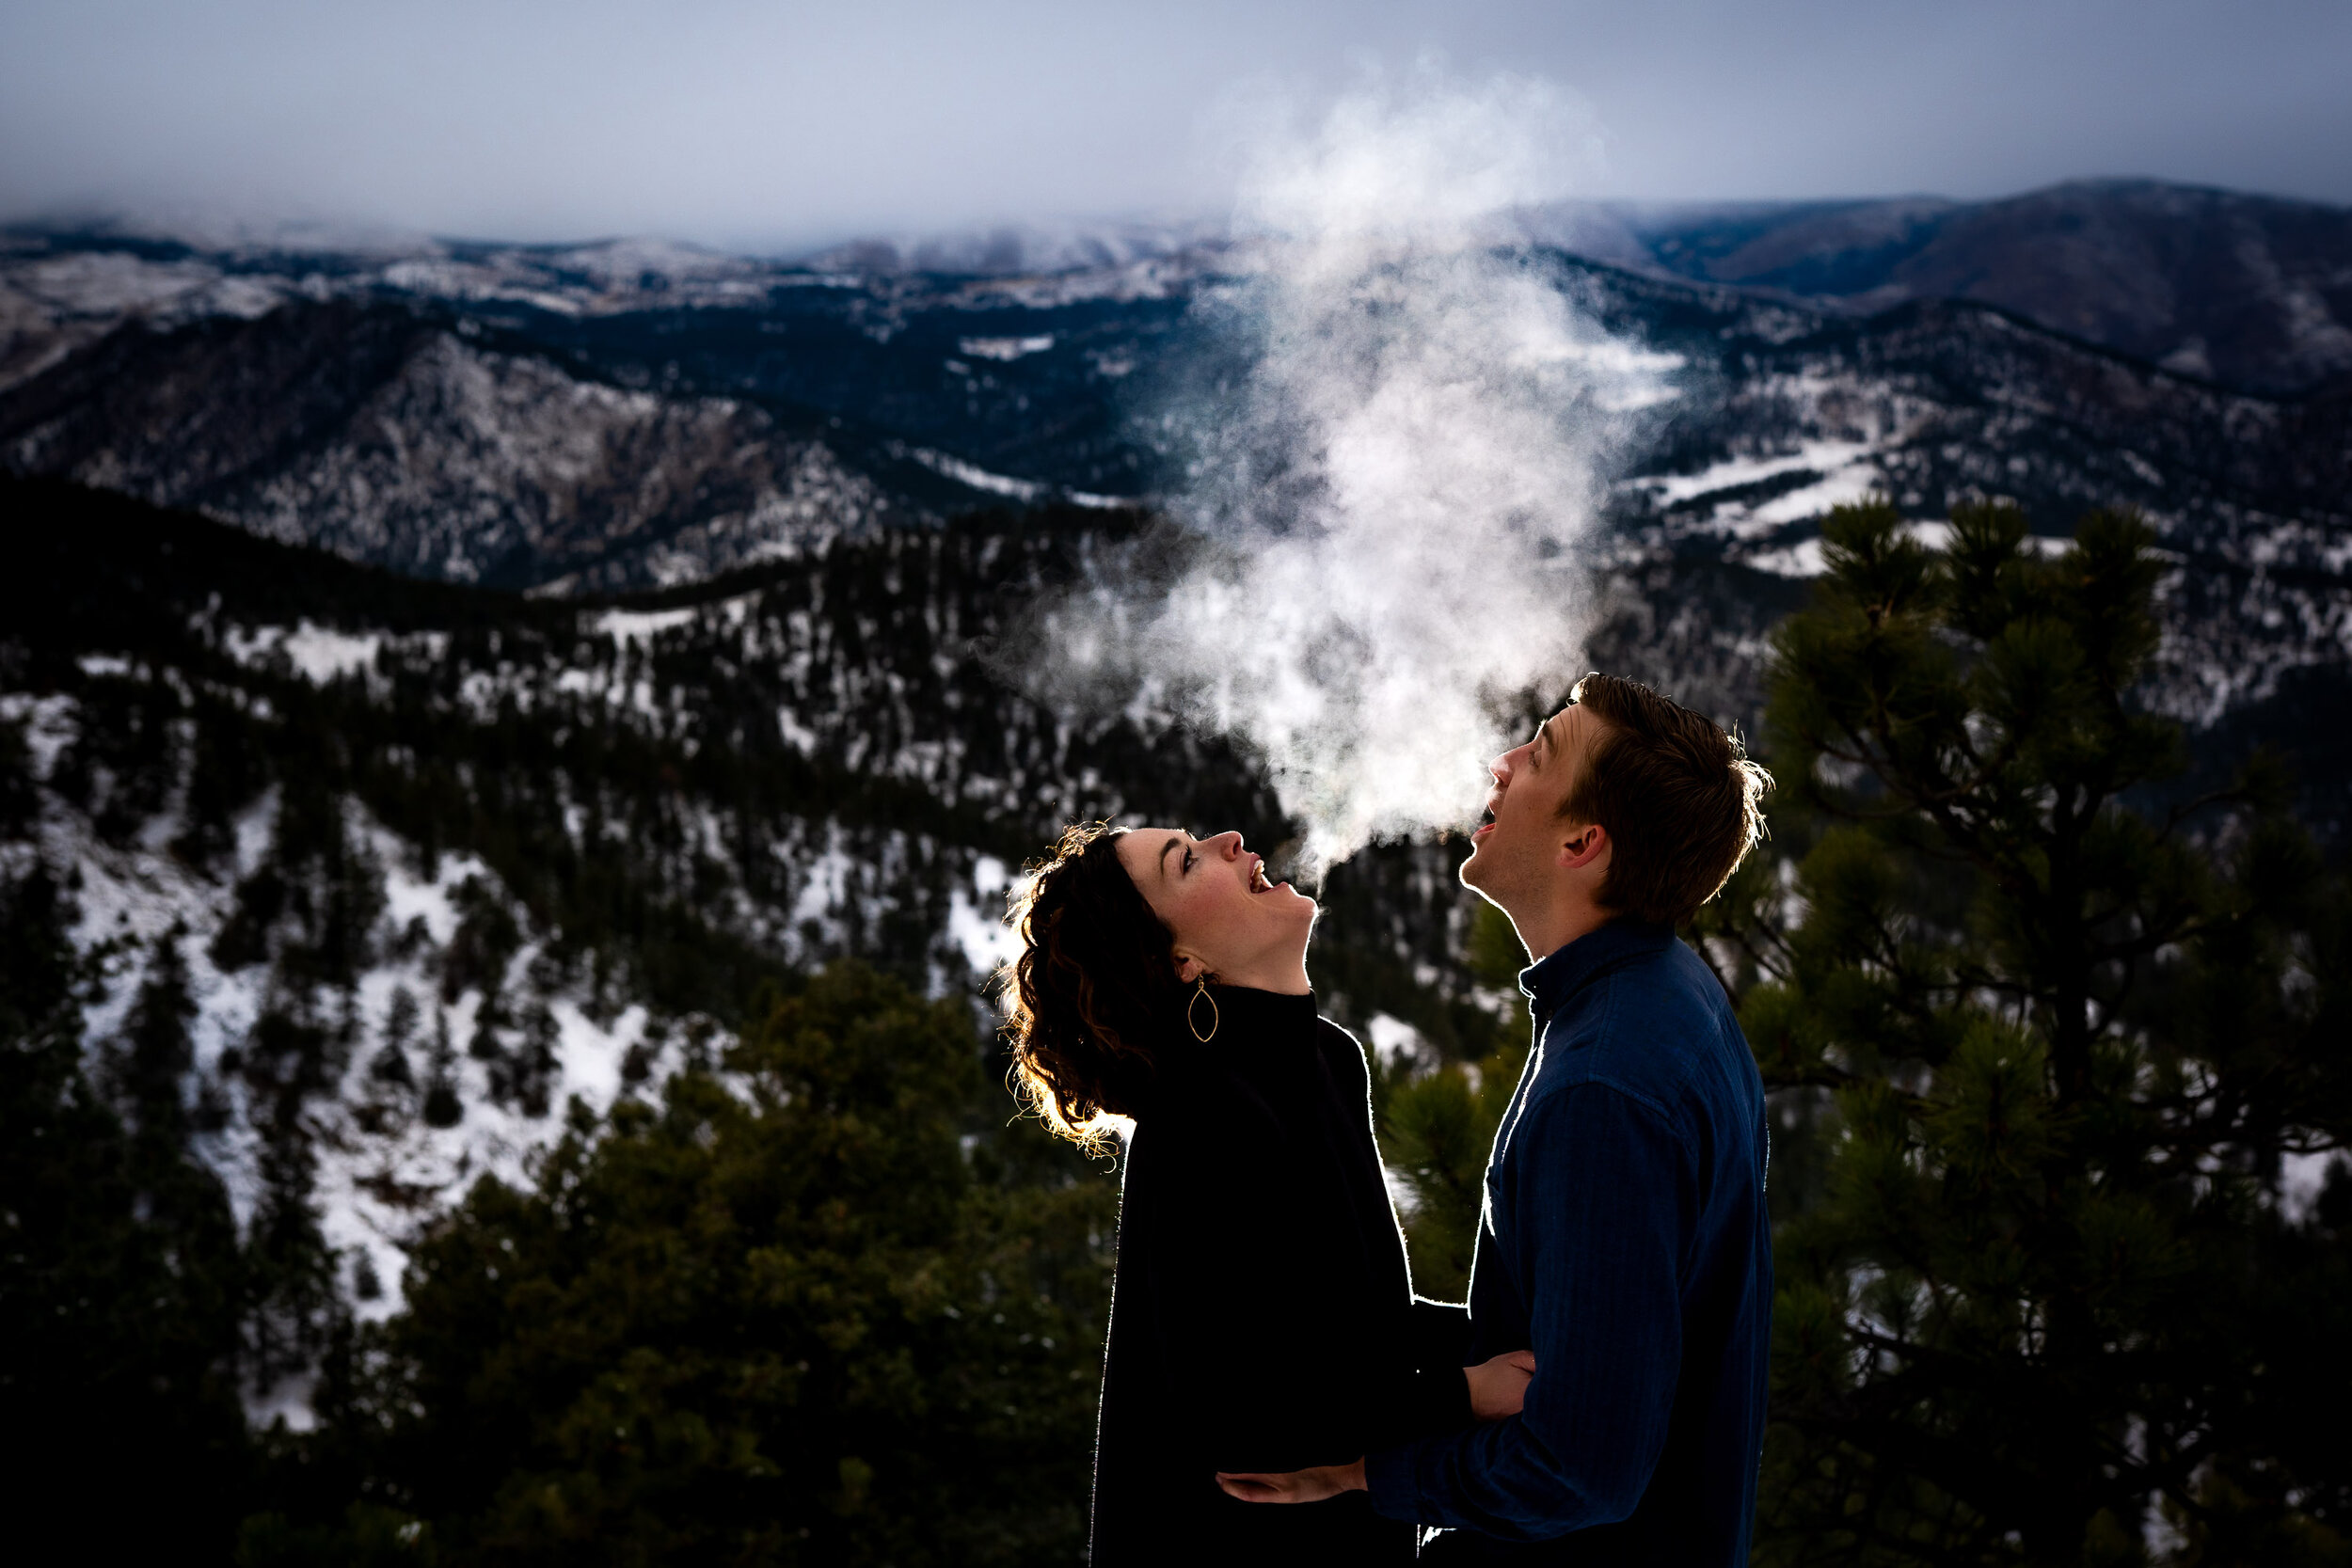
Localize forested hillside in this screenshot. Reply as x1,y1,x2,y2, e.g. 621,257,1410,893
12,479,2347,1564
0,475,1537,1549
0,478,1228,1560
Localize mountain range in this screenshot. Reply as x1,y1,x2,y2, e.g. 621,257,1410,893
6,179,2345,732
4,176,2349,1425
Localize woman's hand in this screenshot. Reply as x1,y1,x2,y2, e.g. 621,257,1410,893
1214,1350,1535,1502
1465,1349,1537,1420
1216,1458,1366,1503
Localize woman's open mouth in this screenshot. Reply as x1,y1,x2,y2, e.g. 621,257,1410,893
1249,856,1275,893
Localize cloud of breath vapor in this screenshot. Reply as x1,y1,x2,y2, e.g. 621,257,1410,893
1054,71,1680,879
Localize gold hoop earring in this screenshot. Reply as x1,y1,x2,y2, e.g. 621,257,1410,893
1186,976,1219,1043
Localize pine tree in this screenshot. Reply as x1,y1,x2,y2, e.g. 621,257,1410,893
1379,902,1534,1299
1,875,251,1561
1696,501,2352,1565
329,960,1118,1566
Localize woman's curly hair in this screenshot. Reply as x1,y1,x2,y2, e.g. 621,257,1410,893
996,822,1186,1151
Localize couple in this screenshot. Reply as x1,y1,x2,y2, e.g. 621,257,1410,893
1001,673,1774,1564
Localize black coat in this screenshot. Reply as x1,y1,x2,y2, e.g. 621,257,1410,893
1089,986,1472,1565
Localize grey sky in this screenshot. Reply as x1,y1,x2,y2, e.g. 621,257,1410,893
4,0,2346,250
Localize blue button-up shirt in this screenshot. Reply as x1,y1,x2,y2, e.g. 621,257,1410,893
1366,920,1772,1562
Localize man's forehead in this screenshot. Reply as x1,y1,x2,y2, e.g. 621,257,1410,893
1540,704,1606,768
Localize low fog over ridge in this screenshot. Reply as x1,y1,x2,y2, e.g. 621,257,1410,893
6,0,2351,245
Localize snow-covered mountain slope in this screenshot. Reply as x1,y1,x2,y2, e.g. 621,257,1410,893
4,234,2344,588
0,236,1183,586
1547,179,2352,396
0,470,1810,1361
3,213,2348,822
33,767,680,1327
0,300,914,590
0,482,1299,1358
1577,274,2352,740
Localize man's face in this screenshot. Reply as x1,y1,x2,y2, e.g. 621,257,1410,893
1460,705,1597,909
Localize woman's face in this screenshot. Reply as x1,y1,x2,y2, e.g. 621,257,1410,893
1114,827,1316,986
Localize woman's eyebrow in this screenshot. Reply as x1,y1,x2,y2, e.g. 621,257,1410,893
1158,835,1184,876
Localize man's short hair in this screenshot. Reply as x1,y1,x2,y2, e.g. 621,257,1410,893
1560,673,1772,927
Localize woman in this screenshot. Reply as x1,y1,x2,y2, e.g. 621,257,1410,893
1000,821,1532,1564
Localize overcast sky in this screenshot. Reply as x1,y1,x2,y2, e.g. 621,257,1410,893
4,0,2346,251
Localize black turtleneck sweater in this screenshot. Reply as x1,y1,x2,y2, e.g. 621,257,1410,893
1089,986,1474,1565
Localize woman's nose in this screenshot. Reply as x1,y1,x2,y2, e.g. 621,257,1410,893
1207,830,1244,857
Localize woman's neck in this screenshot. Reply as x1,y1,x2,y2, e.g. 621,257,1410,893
1211,955,1311,996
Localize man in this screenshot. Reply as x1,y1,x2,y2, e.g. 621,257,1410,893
1217,673,1774,1563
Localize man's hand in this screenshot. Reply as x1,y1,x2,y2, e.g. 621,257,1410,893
1465,1349,1537,1420
1213,1350,1534,1505
1215,1457,1366,1504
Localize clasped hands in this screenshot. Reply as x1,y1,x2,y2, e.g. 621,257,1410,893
1213,1348,1535,1505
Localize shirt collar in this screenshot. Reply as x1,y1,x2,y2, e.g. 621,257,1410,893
1518,919,1677,1025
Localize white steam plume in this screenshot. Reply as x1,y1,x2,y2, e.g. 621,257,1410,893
1054,69,1679,878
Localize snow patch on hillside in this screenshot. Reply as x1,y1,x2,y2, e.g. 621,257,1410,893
594,606,699,643
284,625,384,683
959,334,1054,361
2280,1151,2346,1227
1365,1013,1437,1076
7,695,718,1358
379,844,487,946
788,839,857,936
906,446,1049,502
218,621,419,686
945,855,1021,985
1,692,80,777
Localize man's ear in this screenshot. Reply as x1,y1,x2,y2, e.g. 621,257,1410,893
1557,822,1610,873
